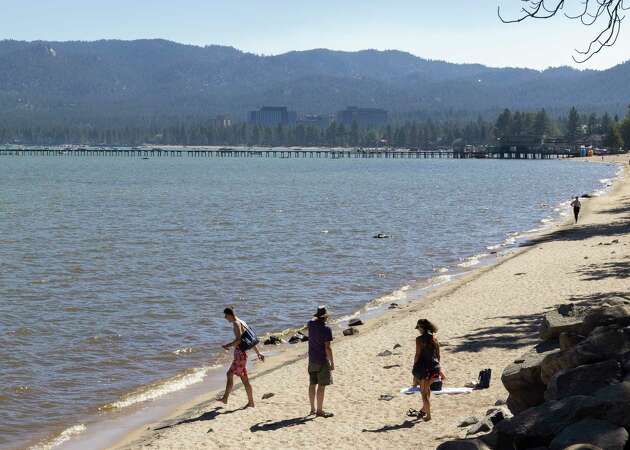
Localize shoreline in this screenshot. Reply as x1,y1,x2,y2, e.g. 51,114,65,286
23,156,624,450
96,155,629,450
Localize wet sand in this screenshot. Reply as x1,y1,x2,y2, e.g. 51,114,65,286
110,155,630,450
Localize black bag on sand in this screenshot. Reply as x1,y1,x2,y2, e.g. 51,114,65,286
430,380,443,391
476,368,492,389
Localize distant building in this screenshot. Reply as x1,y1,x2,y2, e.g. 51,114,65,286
213,115,232,128
248,106,297,126
296,114,331,128
337,107,388,128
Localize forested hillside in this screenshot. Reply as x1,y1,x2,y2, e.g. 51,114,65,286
1,39,629,127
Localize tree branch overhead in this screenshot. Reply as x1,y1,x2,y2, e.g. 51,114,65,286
498,0,629,62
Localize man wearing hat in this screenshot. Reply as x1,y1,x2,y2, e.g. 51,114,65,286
307,306,334,418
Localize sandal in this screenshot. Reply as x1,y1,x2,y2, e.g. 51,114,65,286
316,411,334,418
406,409,425,418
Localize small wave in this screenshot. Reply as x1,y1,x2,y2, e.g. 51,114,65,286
457,254,488,268
30,424,87,450
486,244,501,251
434,267,449,273
321,230,329,234
102,367,211,410
540,218,553,224
172,347,197,356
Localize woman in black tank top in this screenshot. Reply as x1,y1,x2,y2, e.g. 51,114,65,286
412,319,445,421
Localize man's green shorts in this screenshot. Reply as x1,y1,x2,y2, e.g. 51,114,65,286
308,361,333,386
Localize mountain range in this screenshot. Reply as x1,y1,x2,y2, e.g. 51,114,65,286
0,39,628,126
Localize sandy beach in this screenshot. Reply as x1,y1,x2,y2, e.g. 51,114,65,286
110,155,629,450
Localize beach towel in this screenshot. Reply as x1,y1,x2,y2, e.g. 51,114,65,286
400,386,473,395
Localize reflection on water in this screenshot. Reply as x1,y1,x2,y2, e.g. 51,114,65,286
0,156,616,449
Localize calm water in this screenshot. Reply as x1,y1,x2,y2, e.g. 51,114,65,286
0,156,617,449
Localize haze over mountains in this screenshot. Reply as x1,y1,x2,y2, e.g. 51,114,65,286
1,39,629,126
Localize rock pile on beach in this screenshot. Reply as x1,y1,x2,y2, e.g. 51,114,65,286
439,301,630,450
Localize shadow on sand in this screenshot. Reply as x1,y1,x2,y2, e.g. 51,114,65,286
450,313,543,353
362,418,422,433
154,405,248,431
250,416,315,432
574,257,630,281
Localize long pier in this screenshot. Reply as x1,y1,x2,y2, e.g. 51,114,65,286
0,147,575,159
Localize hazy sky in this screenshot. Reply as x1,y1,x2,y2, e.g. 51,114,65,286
2,0,629,70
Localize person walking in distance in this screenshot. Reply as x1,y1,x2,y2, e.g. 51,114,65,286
571,196,581,224
219,307,264,408
307,306,334,418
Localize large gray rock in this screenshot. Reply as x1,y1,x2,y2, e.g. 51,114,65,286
549,419,628,450
545,359,621,401
541,308,587,341
581,305,630,335
541,325,630,384
592,381,630,427
436,439,492,450
563,445,603,450
502,341,559,413
495,395,607,449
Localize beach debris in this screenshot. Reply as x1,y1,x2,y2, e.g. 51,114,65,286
466,418,492,436
288,332,308,344
393,343,401,349
458,416,480,428
377,350,393,357
584,256,589,259
373,233,390,239
263,335,283,346
343,327,358,336
383,364,401,369
612,239,619,244
514,272,526,276
378,394,394,401
261,393,274,400
485,406,512,424
388,303,400,309
348,318,364,327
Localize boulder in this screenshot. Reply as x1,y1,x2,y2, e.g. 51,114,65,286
263,335,283,345
502,341,559,413
549,419,628,450
541,325,630,384
559,332,582,351
545,359,622,401
343,327,358,336
593,382,630,427
581,306,630,336
436,439,492,450
348,318,364,327
496,395,607,449
458,416,480,428
540,308,587,341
